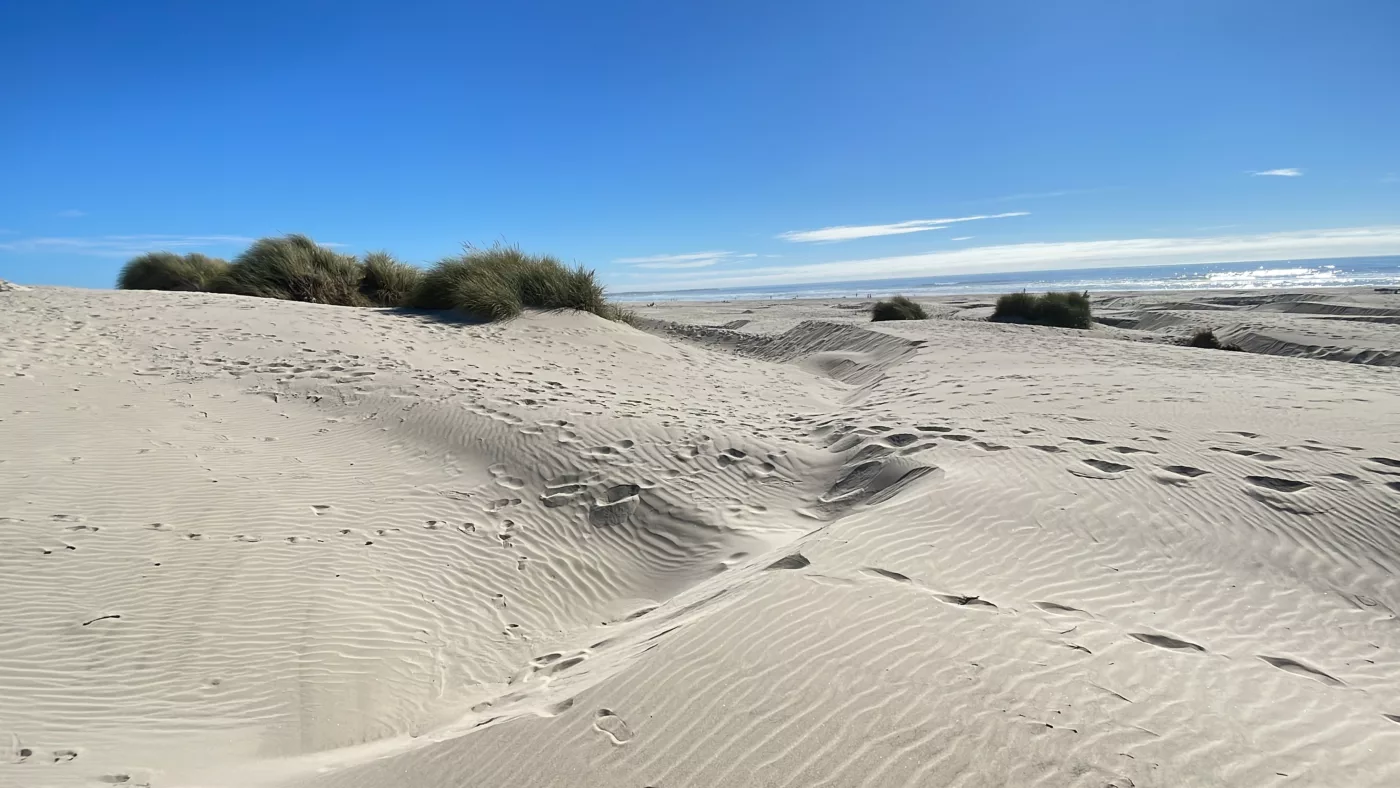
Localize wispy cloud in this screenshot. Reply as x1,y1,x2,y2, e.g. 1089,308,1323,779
621,226,1400,291
977,188,1105,203
633,259,722,270
613,250,746,270
56,209,87,218
0,234,256,258
950,236,974,241
614,251,730,264
778,212,1028,243
1251,168,1303,177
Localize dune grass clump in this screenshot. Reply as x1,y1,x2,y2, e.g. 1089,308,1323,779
117,252,229,292
115,237,626,323
602,304,642,326
409,244,611,321
871,295,928,322
992,290,1093,329
1188,328,1224,349
213,234,366,306
1186,328,1243,351
358,251,422,308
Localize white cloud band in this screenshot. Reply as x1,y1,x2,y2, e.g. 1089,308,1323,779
0,234,257,258
777,212,1029,242
621,226,1400,291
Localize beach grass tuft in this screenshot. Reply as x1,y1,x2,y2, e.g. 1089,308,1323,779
1189,328,1224,348
1186,328,1244,351
115,237,628,324
992,290,1093,329
213,234,367,306
117,252,229,292
409,244,611,321
870,296,929,322
359,251,422,308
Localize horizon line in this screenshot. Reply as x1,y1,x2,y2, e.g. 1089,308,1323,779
610,252,1400,295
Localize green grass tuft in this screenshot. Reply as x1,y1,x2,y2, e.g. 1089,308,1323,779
1186,328,1244,351
871,295,928,321
601,303,643,326
409,244,615,321
992,290,1093,329
115,237,628,326
214,234,367,306
117,252,229,291
359,251,422,307
1188,328,1223,349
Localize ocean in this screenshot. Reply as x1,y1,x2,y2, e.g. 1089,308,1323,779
614,255,1400,302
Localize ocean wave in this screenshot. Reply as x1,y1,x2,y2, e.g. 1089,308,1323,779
1197,266,1348,287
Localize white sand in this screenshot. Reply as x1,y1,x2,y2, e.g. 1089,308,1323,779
2,285,1398,787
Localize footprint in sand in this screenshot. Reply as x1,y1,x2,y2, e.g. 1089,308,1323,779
1153,465,1210,485
934,594,997,609
864,567,912,583
1213,447,1284,462
717,448,747,467
1129,632,1206,652
486,497,522,512
1244,476,1311,493
765,553,810,570
1035,601,1089,615
593,709,634,744
1257,655,1344,686
588,485,641,527
541,483,589,508
1366,457,1400,475
1069,459,1132,479
1160,465,1209,478
539,698,575,717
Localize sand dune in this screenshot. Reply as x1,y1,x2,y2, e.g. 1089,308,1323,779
2,286,1399,787
634,287,1400,366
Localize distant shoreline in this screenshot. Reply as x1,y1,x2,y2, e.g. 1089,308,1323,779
613,255,1400,301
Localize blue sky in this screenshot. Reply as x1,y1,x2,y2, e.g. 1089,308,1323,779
2,0,1398,292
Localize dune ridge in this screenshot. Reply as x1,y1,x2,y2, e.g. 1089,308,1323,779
1,286,1398,787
